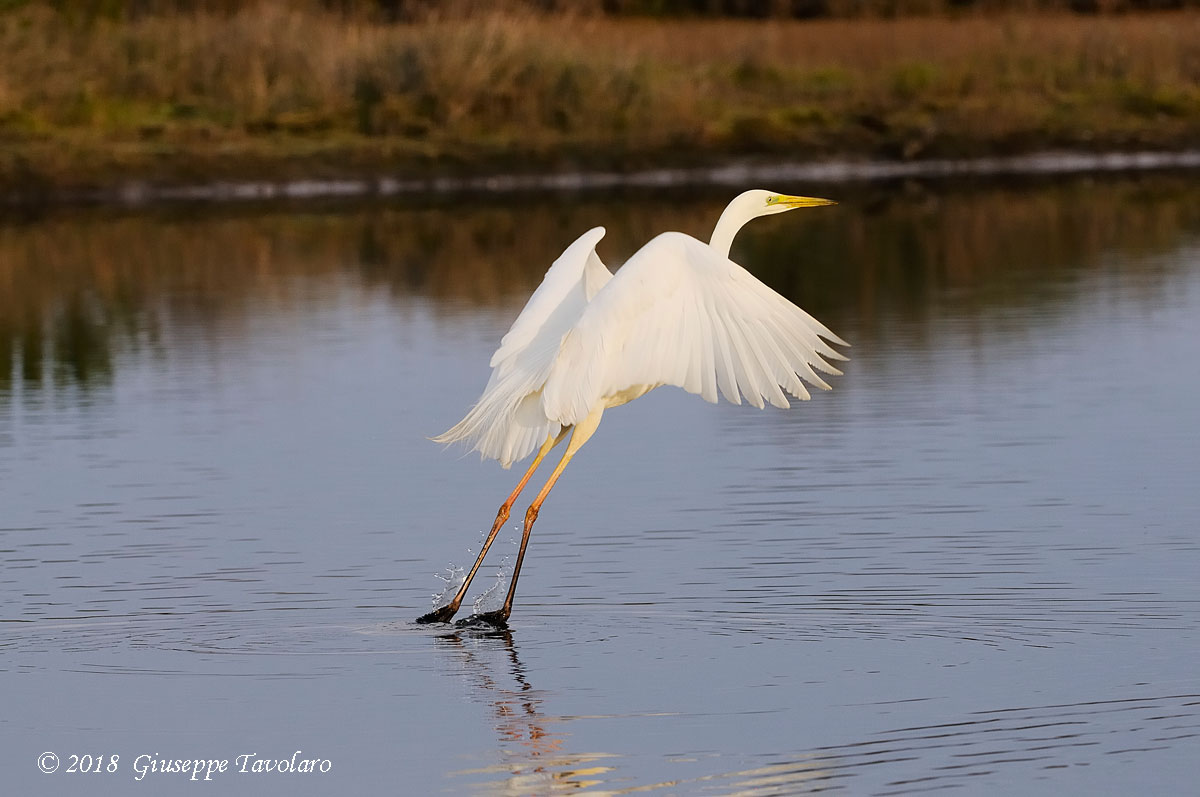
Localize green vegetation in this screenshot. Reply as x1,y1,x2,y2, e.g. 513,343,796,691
1,5,1199,197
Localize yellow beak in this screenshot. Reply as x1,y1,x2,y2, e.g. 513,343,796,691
767,194,837,208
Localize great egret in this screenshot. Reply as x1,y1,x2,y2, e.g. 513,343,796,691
418,189,847,626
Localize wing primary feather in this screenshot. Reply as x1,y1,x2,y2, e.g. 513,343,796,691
761,312,831,391
730,311,790,409
722,308,767,409
795,306,851,351
708,296,742,405
682,292,703,396
737,292,804,400
753,313,810,401
695,290,718,403
728,287,789,407
674,292,691,393
780,306,845,375
809,336,849,370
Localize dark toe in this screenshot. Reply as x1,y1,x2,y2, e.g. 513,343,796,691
415,605,458,624
455,610,508,629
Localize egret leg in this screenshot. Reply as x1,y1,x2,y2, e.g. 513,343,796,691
416,429,567,624
471,406,605,626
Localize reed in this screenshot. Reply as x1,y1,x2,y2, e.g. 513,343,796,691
1,6,1198,193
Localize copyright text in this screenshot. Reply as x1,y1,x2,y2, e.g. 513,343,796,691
37,751,332,781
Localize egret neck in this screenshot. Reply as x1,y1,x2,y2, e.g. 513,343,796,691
709,190,837,258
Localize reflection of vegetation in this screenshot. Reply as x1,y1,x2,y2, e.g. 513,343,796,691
2,175,1198,398
2,259,119,396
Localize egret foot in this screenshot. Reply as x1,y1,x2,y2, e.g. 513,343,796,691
455,610,508,629
415,604,459,624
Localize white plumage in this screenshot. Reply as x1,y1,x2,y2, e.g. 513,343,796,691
433,225,612,467
434,200,847,468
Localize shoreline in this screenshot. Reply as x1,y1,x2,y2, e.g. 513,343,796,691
6,150,1200,209
6,10,1200,210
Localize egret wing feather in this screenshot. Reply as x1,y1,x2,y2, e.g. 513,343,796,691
542,232,846,427
489,226,609,376
434,227,612,467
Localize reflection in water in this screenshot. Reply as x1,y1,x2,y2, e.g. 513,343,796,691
437,624,1200,796
435,627,844,795
436,627,613,794
3,176,1198,403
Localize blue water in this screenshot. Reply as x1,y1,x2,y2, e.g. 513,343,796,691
2,178,1199,794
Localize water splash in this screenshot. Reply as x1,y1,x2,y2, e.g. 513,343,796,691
471,555,511,615
430,531,517,611
430,563,465,608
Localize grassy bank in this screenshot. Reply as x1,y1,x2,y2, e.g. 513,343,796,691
2,7,1199,198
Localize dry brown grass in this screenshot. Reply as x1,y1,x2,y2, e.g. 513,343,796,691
1,7,1199,193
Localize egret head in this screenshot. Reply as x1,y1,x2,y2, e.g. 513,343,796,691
710,189,836,256
762,190,837,215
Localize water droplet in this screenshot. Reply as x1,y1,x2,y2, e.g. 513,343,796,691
430,564,465,607
471,557,510,614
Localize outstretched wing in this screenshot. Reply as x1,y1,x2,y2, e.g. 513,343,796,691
488,226,612,382
542,231,847,427
434,227,613,467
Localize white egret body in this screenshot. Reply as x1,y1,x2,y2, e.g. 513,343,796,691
418,190,847,626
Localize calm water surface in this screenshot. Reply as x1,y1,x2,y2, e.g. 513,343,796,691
3,176,1199,795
